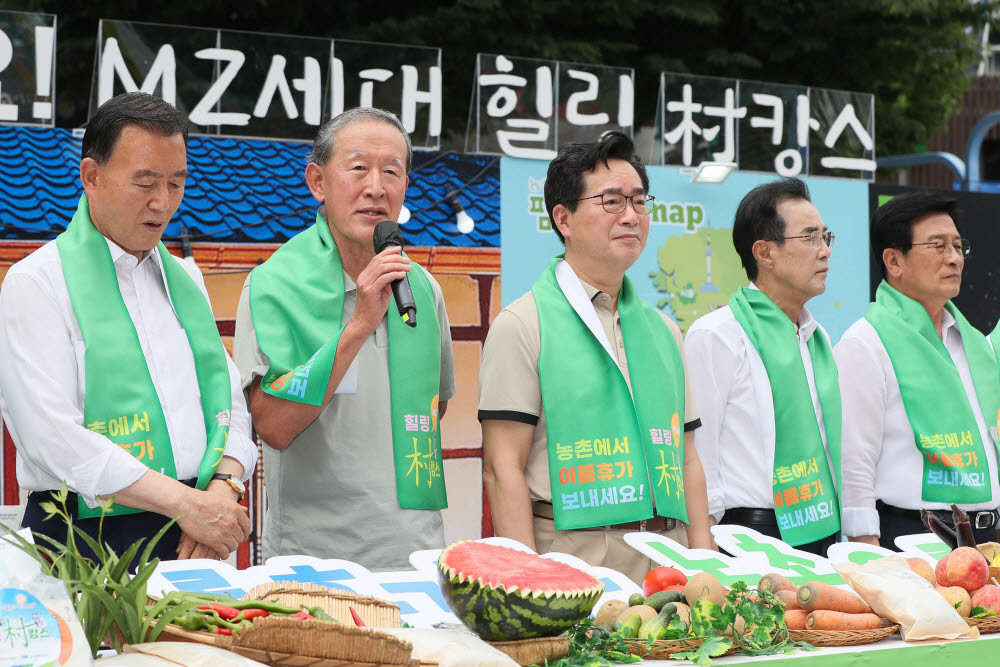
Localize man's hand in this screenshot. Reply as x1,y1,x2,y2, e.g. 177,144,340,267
849,534,880,547
177,479,243,560
174,487,250,560
348,246,410,337
176,533,220,560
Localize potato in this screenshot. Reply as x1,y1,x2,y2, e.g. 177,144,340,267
617,604,658,625
594,599,628,627
683,572,726,608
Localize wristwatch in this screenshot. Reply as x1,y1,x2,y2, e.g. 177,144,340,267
211,473,246,503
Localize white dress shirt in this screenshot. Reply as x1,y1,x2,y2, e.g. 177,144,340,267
834,312,1000,537
0,238,258,508
685,290,832,523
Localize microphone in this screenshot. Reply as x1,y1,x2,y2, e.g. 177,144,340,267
372,220,417,328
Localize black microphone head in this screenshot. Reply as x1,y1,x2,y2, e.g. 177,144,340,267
373,220,404,253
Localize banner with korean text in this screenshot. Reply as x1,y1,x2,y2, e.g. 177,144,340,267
657,73,875,181
91,20,442,147
471,53,633,160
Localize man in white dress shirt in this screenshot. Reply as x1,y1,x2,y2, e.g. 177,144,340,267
686,178,842,556
0,92,256,562
836,191,1000,549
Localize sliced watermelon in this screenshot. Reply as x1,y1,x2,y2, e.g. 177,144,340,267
437,540,605,641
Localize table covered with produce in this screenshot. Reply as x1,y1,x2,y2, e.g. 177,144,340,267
3,510,1000,667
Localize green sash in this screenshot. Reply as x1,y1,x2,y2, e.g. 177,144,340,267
866,281,1000,503
56,195,232,518
533,257,687,530
248,213,446,510
729,288,841,546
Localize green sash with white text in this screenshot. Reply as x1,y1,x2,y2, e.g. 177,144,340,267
866,281,1000,503
248,213,446,510
730,288,841,546
56,195,232,518
533,256,687,530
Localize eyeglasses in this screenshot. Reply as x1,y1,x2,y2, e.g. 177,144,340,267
909,238,971,258
782,230,835,249
571,193,655,215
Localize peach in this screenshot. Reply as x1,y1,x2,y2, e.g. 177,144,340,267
936,554,951,587
946,546,989,591
906,557,936,585
936,585,972,617
971,584,1000,615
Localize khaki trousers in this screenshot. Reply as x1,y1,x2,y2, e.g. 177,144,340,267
532,515,689,586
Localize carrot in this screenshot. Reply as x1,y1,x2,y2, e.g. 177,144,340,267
774,589,801,609
805,611,882,631
758,573,797,593
796,581,873,614
784,609,809,630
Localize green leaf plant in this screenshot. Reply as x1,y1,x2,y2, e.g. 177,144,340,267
0,482,180,657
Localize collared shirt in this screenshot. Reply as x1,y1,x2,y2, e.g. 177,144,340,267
0,238,258,508
684,289,832,522
478,278,700,504
233,268,456,571
834,311,1000,537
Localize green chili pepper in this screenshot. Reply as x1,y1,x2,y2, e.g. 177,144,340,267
172,612,211,632
307,607,337,623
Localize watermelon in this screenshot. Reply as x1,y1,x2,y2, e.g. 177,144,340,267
437,540,605,641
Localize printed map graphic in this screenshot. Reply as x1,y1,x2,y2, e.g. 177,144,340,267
649,227,747,334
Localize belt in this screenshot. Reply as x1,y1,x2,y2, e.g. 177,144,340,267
724,507,778,526
876,500,1000,531
531,501,677,532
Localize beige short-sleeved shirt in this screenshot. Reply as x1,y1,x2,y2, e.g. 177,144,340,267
233,268,455,571
478,280,699,503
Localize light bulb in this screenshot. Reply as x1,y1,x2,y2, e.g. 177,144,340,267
456,209,476,234
447,192,476,234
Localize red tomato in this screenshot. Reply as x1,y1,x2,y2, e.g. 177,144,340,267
642,567,688,596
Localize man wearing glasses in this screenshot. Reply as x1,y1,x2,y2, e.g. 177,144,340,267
478,131,715,583
685,178,842,556
835,191,1000,548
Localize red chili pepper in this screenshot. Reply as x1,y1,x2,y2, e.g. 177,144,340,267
196,603,241,621
241,608,269,620
349,607,366,627
291,610,316,620
213,627,232,636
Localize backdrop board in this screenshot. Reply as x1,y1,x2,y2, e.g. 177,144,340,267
502,159,871,342
868,184,1000,334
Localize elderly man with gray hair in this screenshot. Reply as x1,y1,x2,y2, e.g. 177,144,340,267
233,108,455,570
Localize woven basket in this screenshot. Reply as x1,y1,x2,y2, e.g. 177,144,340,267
155,617,419,666
966,615,1000,634
625,637,738,660
241,582,402,627
788,619,899,647
977,542,1000,565
486,636,570,666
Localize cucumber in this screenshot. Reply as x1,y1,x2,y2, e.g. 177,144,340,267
644,590,685,611
619,613,642,639
628,592,647,607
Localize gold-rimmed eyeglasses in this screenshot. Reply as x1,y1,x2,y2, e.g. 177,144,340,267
571,193,655,215
782,230,835,249
909,238,971,258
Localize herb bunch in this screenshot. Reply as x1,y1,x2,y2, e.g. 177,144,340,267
536,618,642,666
0,483,195,657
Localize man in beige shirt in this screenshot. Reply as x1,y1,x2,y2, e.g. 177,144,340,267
479,131,715,584
233,108,455,570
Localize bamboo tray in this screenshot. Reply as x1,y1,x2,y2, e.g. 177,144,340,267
242,581,402,627
156,614,422,666
485,636,570,666
966,615,1000,634
788,619,899,647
